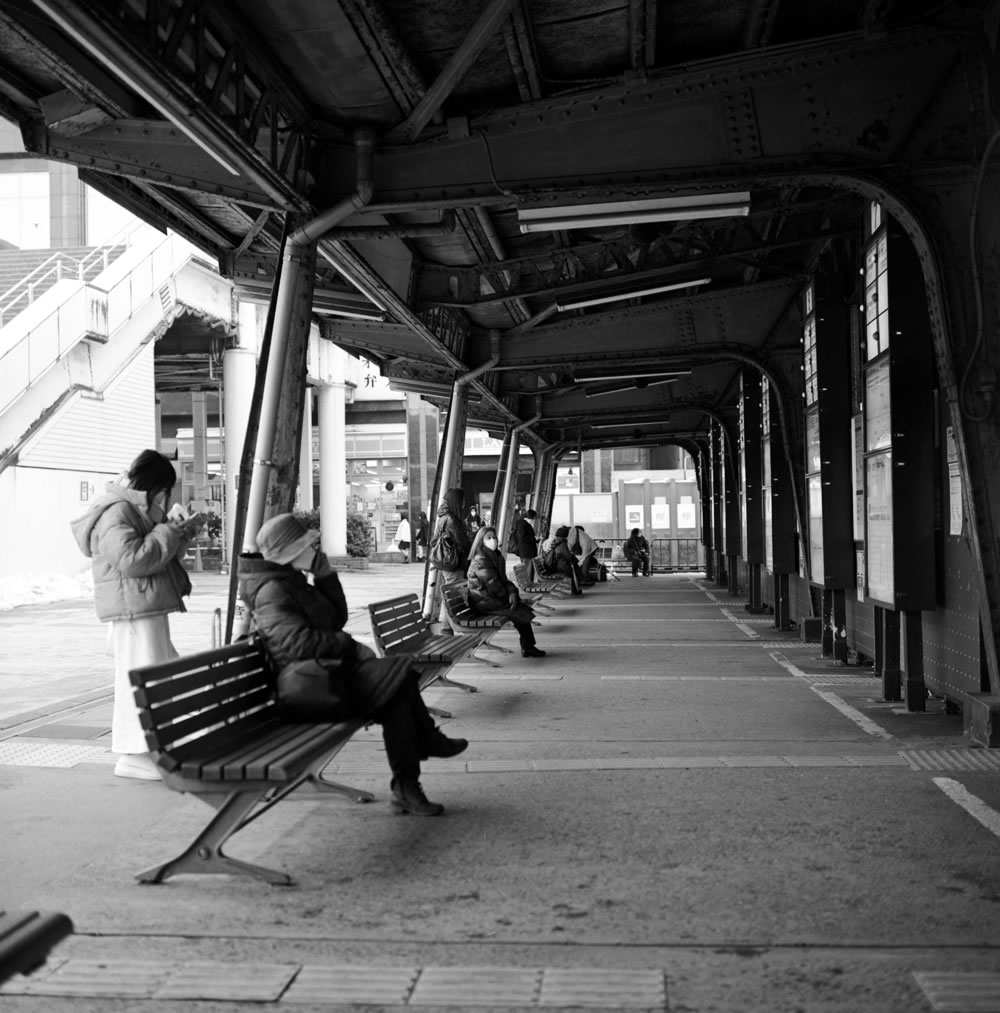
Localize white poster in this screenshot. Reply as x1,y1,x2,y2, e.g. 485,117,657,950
651,505,669,528
626,505,644,529
677,499,697,529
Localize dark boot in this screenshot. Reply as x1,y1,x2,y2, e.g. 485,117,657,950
519,625,546,658
426,731,468,758
391,778,444,816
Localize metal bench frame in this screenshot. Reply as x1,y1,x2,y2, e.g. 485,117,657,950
129,641,373,887
440,581,514,656
0,910,73,985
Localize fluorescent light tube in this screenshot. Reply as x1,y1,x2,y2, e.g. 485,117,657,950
584,378,678,397
518,192,750,233
579,370,691,382
558,279,709,312
315,307,386,321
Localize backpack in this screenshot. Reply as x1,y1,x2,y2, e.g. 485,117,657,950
430,526,462,571
541,545,557,572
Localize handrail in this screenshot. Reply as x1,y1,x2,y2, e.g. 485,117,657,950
0,221,151,326
0,229,190,416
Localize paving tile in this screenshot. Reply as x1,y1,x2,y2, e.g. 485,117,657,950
1,959,169,997
409,965,541,1006
914,972,1000,1011
282,964,418,1005
539,968,666,1008
154,960,296,1001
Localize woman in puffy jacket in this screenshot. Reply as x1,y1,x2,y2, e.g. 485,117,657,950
467,526,545,658
239,512,468,816
70,449,202,780
624,528,651,577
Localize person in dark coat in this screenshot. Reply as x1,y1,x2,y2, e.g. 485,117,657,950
512,508,539,582
540,525,584,594
624,527,651,576
239,512,467,816
464,503,484,539
467,526,545,658
432,488,472,633
414,510,430,561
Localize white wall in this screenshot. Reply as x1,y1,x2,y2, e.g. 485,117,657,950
0,464,119,577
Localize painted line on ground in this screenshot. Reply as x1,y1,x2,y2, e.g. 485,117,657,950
770,652,894,740
932,777,1000,839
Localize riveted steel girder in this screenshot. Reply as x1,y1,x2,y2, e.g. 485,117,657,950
320,27,970,202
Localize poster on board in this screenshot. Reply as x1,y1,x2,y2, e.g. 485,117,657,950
626,505,645,529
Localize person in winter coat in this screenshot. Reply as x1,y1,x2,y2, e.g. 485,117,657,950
238,513,467,817
540,525,584,594
394,513,411,563
414,511,430,561
625,528,651,576
70,449,203,780
432,488,472,633
464,503,483,539
512,508,539,581
568,525,599,585
467,526,545,658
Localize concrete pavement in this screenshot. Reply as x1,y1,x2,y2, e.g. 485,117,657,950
2,566,1000,1011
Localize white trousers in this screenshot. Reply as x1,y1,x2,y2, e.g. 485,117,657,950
109,615,178,754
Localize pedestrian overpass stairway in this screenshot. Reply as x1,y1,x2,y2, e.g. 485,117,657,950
0,227,225,474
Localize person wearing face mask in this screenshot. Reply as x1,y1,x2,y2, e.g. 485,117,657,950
238,513,468,817
71,449,202,780
466,526,546,658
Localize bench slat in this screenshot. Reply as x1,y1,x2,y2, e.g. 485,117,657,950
130,641,260,683
148,687,276,753
168,714,290,777
132,653,272,708
245,722,360,780
139,674,275,731
195,721,336,780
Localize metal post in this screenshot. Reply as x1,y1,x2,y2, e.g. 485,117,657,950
903,610,926,712
881,607,902,701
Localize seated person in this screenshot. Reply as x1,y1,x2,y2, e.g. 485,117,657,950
467,526,546,658
539,525,584,594
624,527,651,577
568,524,599,585
238,512,467,817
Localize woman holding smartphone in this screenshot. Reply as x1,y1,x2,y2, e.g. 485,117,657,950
71,449,201,780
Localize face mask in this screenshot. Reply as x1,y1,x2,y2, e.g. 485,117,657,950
484,537,497,549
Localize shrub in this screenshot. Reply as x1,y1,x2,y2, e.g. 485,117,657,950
289,509,372,558
346,513,371,557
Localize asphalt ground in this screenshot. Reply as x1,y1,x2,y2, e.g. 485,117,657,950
2,566,1000,1012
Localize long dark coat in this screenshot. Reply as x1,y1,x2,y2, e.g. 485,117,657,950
238,556,412,720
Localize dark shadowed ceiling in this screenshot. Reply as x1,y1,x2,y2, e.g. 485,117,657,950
0,0,983,453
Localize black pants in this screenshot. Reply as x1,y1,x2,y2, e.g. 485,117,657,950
368,670,438,782
631,554,649,576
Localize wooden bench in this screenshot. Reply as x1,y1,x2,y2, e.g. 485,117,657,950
129,640,375,887
594,545,627,580
440,581,514,656
368,592,485,694
0,910,73,984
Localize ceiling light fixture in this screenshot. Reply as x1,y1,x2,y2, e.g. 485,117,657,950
578,370,692,382
315,306,386,321
556,278,711,312
584,378,678,397
518,192,750,233
592,421,669,429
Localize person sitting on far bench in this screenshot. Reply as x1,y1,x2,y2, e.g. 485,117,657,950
239,513,468,817
467,526,546,658
624,528,651,577
540,526,584,595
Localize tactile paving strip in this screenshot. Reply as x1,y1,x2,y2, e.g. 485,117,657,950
899,749,1000,772
3,959,668,1009
0,740,111,768
914,971,1000,1011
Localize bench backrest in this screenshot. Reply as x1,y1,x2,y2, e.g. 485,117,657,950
368,593,430,654
441,580,474,619
129,641,279,772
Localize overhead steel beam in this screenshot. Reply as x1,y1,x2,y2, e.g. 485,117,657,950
502,2,542,101
318,28,968,203
385,0,518,144
27,0,312,209
742,0,782,49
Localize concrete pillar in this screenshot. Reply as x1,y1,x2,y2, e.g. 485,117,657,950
318,382,348,557
298,388,314,512
223,346,257,561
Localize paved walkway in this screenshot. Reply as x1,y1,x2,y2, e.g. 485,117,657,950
2,566,1000,1011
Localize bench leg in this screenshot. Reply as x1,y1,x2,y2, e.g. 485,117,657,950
307,772,375,803
478,640,513,655
427,704,454,719
437,671,480,693
136,790,293,886
466,651,501,669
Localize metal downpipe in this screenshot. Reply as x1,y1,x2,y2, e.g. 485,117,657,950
242,127,376,553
